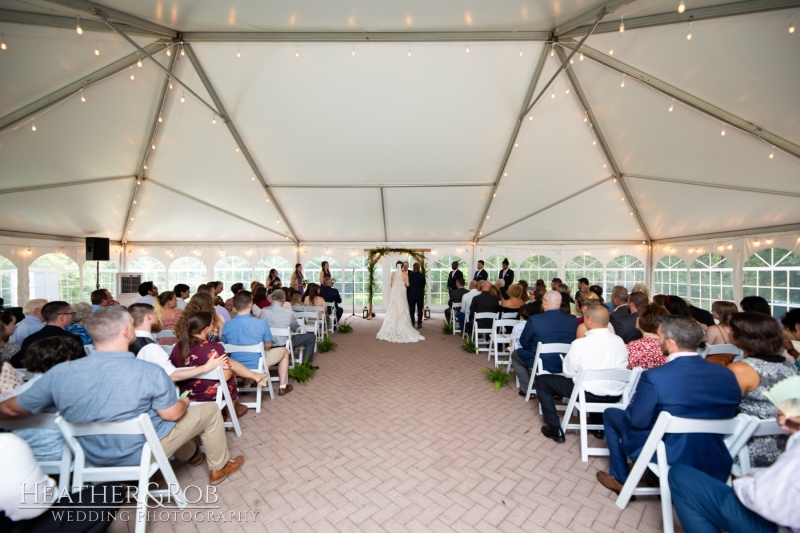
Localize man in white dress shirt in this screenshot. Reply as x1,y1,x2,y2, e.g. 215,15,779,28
133,281,158,305
460,280,481,327
536,303,628,443
173,284,190,310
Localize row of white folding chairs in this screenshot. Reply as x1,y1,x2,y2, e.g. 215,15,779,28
292,304,337,339
470,311,519,354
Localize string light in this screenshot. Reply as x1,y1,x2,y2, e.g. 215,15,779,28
678,1,686,13
551,91,555,99
550,44,555,57
619,16,625,33
235,146,240,152
151,144,156,150
180,92,185,103
76,16,83,36
408,48,412,57
620,74,625,87
686,22,693,40
94,42,100,56
80,89,86,102
295,49,299,58
519,49,523,56
528,116,533,121
669,99,675,112
769,146,775,159
31,120,36,132
130,71,135,81
579,52,584,61
565,88,570,94
166,48,171,56
211,115,216,124
514,142,519,148
790,16,796,34
1,35,7,51
351,47,356,56
237,48,241,58
465,45,470,53
137,58,143,68
609,43,614,55
584,111,588,122
158,115,163,123
180,46,185,56
720,123,726,136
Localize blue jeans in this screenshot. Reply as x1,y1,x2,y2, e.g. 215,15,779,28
456,311,465,332
668,464,777,533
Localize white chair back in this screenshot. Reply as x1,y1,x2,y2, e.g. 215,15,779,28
472,312,498,354
325,302,338,331
175,366,241,437
490,319,519,368
154,330,175,339
161,344,174,355
734,418,789,476
270,327,300,367
560,367,643,462
700,343,744,362
55,413,188,533
615,412,758,533
501,312,519,319
0,414,72,493
451,303,462,335
525,342,572,402
292,305,305,313
222,343,274,412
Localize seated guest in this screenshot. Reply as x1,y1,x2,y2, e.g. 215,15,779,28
259,289,317,368
290,292,303,307
727,312,796,468
652,294,667,307
632,283,650,298
173,283,190,310
320,277,343,324
589,285,606,306
488,284,503,301
172,312,266,418
626,303,670,370
12,302,82,368
0,307,245,486
154,291,182,346
536,305,628,443
252,285,270,310
176,292,224,342
221,291,293,396
521,286,546,317
557,283,575,315
781,308,800,361
550,277,562,290
706,300,738,345
494,279,506,299
743,295,796,357
10,299,47,345
501,284,525,316
224,283,245,315
470,281,500,333
575,277,590,304
461,280,481,326
575,294,615,338
518,280,529,299
609,287,630,322
303,284,327,319
0,315,20,364
445,277,468,329
65,302,93,345
133,281,158,305
90,288,116,313
511,291,577,387
686,297,716,328
131,303,228,384
668,411,800,533
597,316,741,494
11,337,85,461
610,291,648,344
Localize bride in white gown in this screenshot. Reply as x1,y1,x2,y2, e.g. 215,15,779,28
376,263,425,343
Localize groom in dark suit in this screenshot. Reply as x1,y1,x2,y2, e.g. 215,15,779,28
447,261,464,294
407,263,426,328
473,260,488,282
499,258,514,298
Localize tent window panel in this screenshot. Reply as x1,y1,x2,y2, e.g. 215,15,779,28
483,256,517,284
565,255,603,290
344,256,382,307
429,255,467,306
255,256,293,288
654,255,688,297
214,257,252,297
743,248,800,318
168,257,207,291
82,261,117,301
690,253,733,311
518,255,557,287
305,256,341,288
29,253,81,304
127,257,167,290
0,256,18,306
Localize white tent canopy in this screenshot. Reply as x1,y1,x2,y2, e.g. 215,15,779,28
0,0,799,309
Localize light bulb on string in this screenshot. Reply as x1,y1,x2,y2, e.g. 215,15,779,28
94,42,100,56
550,44,554,57
620,73,625,87
151,144,156,150
551,91,555,99
609,43,614,55
408,48,412,57
790,16,796,34
519,49,523,56
169,82,173,90
769,146,775,159
584,111,588,122
80,89,86,102
686,22,693,40
619,16,625,33
212,115,216,124
678,1,686,13
251,176,255,181
76,16,83,35
180,46,185,56
0,35,6,51
579,52,584,61
31,120,36,132
669,99,675,112
565,88,570,94
720,123,726,136
295,49,299,58
158,115,163,123
528,116,533,121
137,58,143,68
570,57,574,64
351,47,356,56
130,70,135,81
180,92,185,103
235,146,240,152
166,48,171,56
237,48,241,58
465,45,469,53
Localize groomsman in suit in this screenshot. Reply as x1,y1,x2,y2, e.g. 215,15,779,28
447,261,464,294
499,258,514,298
610,291,647,344
473,260,488,282
407,263,426,328
596,316,741,494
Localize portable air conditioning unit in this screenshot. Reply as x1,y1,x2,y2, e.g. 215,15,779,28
116,273,143,295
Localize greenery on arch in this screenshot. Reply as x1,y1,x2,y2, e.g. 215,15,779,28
366,247,428,315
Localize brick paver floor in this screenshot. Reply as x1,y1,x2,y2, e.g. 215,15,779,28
113,314,671,532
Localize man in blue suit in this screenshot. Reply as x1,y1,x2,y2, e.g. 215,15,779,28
511,291,577,395
596,316,742,494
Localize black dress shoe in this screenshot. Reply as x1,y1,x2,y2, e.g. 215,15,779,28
541,425,565,443
309,365,319,370
592,430,605,440
519,391,526,397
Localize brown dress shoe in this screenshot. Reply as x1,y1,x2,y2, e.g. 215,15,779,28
233,402,248,418
596,471,625,495
188,447,205,466
209,455,245,486
278,383,293,396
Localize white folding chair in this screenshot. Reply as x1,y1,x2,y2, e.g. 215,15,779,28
291,305,305,313
306,306,328,338
296,311,322,340
325,302,338,332
700,343,744,362
222,343,274,412
615,412,758,533
560,367,643,462
524,342,571,402
160,345,174,355
269,327,300,368
501,311,519,319
733,418,789,476
56,413,188,533
450,303,462,336
0,414,72,494
154,330,175,340
472,312,498,355
490,319,519,368
175,366,242,437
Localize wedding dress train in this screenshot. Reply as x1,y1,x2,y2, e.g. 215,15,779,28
376,265,425,343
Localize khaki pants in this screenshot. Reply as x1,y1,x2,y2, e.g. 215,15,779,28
266,346,287,366
159,402,230,471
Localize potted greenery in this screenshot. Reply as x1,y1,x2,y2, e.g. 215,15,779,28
317,337,337,353
483,367,511,391
441,320,453,335
289,363,317,385
462,338,478,353
337,319,353,333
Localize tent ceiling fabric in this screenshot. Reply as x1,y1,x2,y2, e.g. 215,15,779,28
0,0,798,245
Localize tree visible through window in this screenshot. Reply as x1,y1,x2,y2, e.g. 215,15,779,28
518,255,558,287
428,255,467,306
654,255,687,297
29,253,80,304
0,256,18,306
343,256,382,308
168,257,207,291
690,253,733,311
743,247,800,318
214,257,252,297
82,260,117,301
127,257,166,291
565,255,603,290
605,255,645,295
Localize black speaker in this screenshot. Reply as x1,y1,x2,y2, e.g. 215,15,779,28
86,237,110,261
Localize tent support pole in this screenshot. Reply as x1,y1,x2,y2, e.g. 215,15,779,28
183,43,299,244
0,40,170,131
651,223,800,243
147,180,289,239
120,50,177,242
379,187,388,243
624,174,800,198
0,176,134,195
556,46,651,243
0,9,156,35
553,0,637,36
560,40,800,160
39,0,177,37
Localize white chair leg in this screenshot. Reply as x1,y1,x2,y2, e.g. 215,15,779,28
525,371,535,402
658,447,675,533
579,407,589,463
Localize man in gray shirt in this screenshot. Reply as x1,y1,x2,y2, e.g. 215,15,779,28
259,289,318,368
0,307,244,487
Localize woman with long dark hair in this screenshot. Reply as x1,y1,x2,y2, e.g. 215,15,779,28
319,261,331,285
290,263,305,297
303,283,326,319
267,269,281,288
155,291,182,346
170,312,267,410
